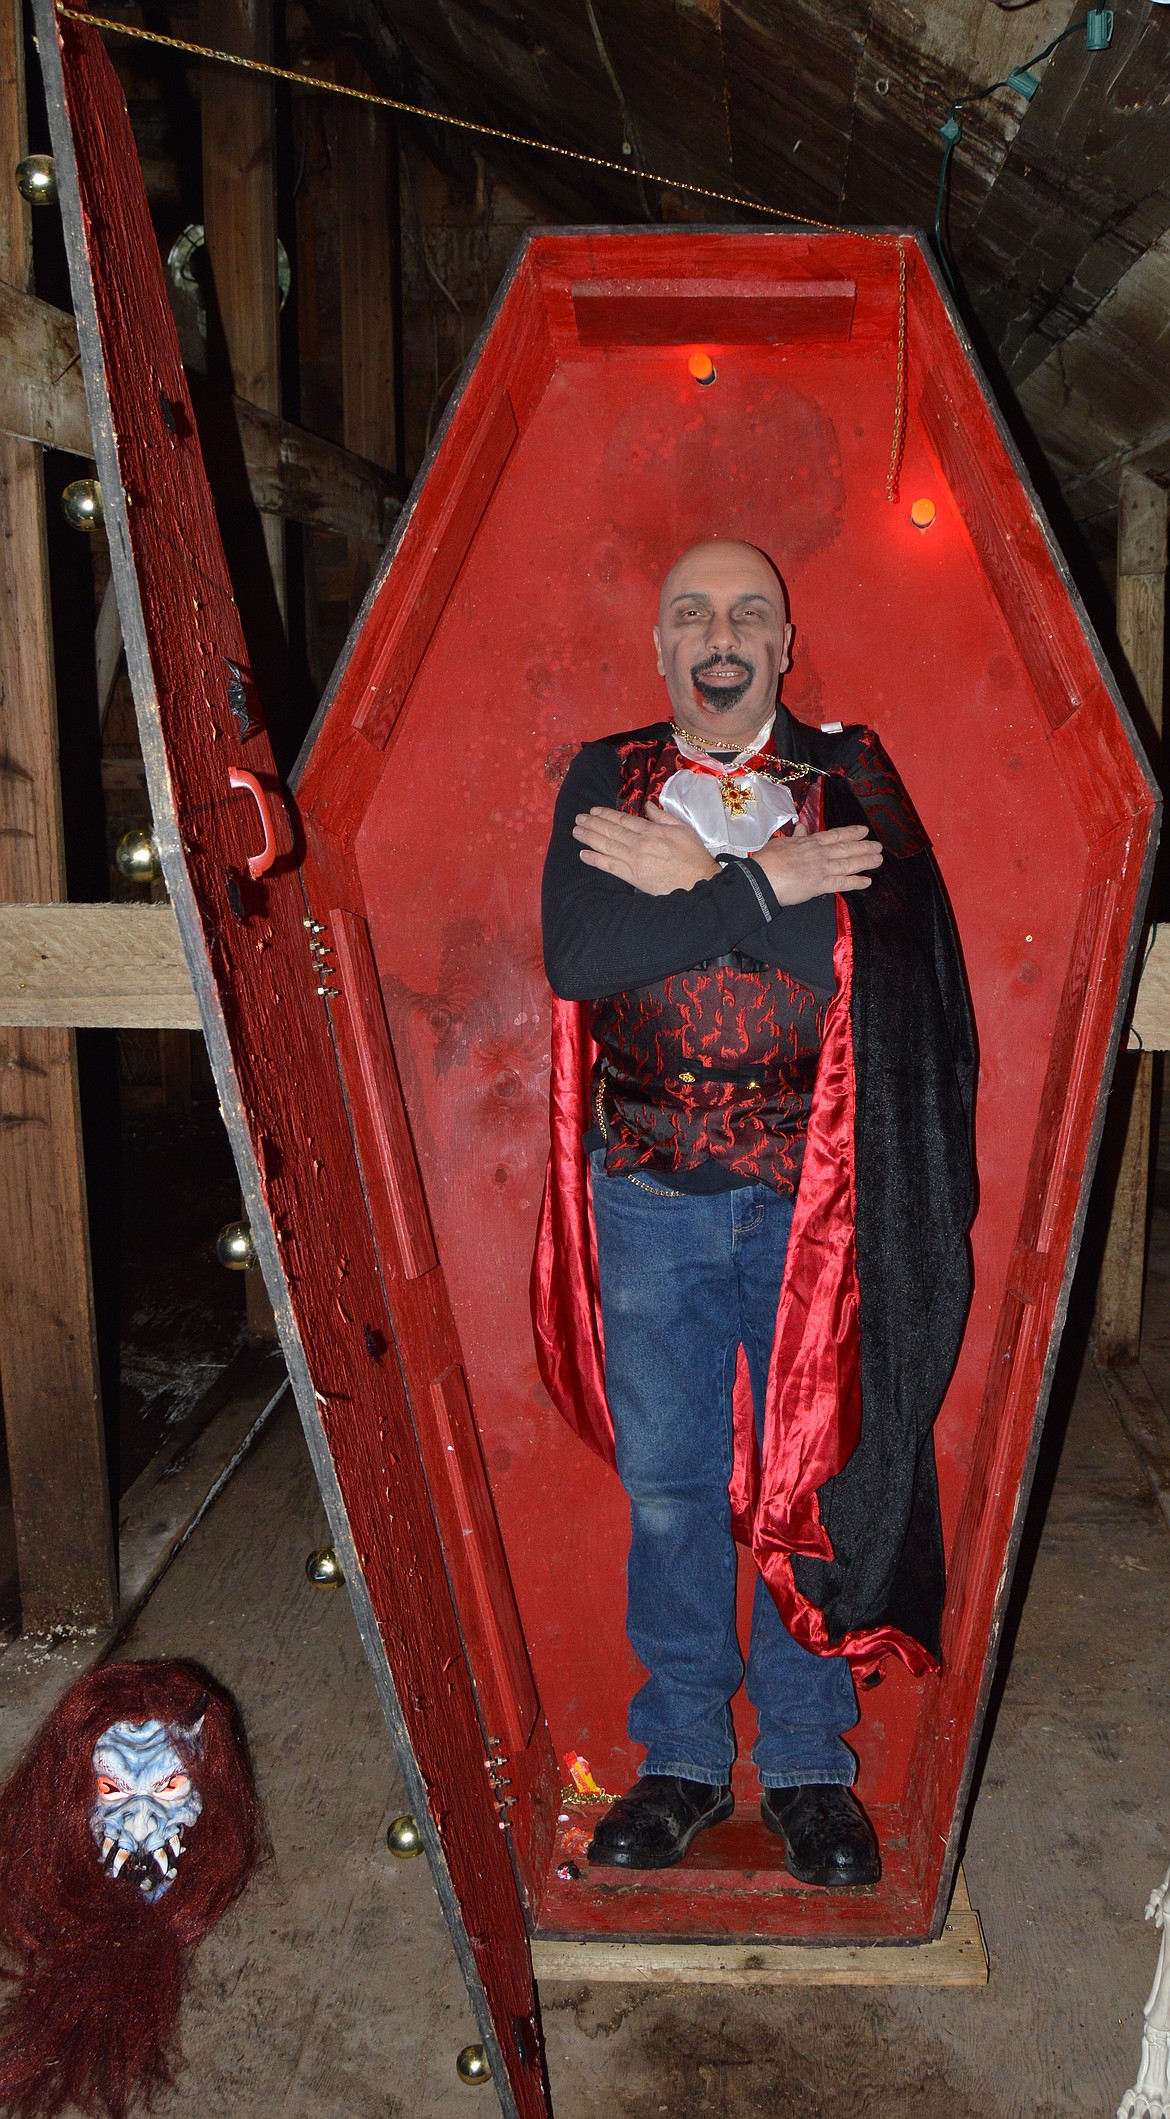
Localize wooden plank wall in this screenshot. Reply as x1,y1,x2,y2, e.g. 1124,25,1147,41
0,0,116,1629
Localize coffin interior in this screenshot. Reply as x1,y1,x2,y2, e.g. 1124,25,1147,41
297,230,1155,1940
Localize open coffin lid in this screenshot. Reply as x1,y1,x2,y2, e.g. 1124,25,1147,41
39,5,1157,2113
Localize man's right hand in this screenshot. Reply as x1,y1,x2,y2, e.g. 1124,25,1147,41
753,823,882,904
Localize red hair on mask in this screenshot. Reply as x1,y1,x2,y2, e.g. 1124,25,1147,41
0,1658,263,2119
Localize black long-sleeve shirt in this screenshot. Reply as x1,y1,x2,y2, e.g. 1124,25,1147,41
541,734,836,1004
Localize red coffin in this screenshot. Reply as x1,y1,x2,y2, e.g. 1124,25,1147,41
39,9,1157,2116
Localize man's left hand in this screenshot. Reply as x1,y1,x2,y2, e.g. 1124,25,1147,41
573,801,719,895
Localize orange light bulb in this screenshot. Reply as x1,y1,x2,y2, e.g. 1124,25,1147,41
910,496,937,530
688,352,717,385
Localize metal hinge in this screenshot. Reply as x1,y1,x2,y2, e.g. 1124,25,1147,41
304,916,339,998
484,1747,515,1827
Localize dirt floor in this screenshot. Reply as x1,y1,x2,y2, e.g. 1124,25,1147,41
0,1089,247,1645
94,1222,1170,2119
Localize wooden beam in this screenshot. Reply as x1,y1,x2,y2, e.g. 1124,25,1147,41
1059,414,1170,507
0,281,403,541
0,905,199,1029
14,890,1170,1051
0,0,115,1631
207,387,402,545
338,80,398,612
1097,469,1167,1369
200,0,285,615
0,275,90,453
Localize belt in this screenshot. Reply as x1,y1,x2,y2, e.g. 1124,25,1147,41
601,1054,817,1096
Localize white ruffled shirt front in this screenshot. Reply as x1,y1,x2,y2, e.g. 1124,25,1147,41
658,714,799,857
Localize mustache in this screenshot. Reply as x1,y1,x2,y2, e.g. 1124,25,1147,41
691,652,754,682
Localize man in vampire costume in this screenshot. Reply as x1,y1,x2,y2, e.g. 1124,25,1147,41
533,539,975,1883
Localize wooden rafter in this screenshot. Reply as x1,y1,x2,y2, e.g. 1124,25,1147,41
317,0,1170,538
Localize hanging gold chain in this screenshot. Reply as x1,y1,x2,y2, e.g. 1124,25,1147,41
54,3,911,499
887,242,909,502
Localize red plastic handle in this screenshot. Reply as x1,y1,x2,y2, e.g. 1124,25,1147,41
227,766,276,880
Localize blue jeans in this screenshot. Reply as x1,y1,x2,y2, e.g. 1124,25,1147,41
591,1151,858,1790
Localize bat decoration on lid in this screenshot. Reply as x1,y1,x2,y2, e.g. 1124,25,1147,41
0,1659,264,2118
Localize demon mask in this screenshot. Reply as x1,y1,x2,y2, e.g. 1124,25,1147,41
0,1659,263,2119
90,1713,206,1901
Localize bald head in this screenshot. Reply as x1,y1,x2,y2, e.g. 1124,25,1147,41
658,540,788,626
654,539,793,746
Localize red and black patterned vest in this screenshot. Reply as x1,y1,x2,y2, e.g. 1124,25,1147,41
590,730,827,1196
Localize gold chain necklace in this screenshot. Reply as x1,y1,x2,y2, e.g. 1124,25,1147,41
670,718,768,759
669,723,818,781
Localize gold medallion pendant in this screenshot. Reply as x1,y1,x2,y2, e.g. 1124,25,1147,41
720,775,755,817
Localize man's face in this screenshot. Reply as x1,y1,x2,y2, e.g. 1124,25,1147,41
653,541,793,747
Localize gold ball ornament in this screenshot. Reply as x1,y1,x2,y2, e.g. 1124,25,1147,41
114,828,163,884
305,1544,344,1588
215,1219,258,1271
456,2045,492,2086
386,1814,423,1859
61,478,104,531
16,154,58,206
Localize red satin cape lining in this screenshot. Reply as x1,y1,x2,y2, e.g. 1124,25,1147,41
531,904,937,1679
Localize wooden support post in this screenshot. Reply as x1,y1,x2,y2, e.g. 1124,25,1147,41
0,1,116,1629
338,85,398,614
1097,470,1167,1367
200,0,285,617
292,82,346,694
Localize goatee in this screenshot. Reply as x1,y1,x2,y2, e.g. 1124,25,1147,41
691,652,754,711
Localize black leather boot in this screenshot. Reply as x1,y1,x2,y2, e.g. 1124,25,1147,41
586,1775,733,1870
761,1784,881,1887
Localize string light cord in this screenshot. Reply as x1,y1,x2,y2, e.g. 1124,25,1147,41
933,12,1112,289
53,2,911,497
